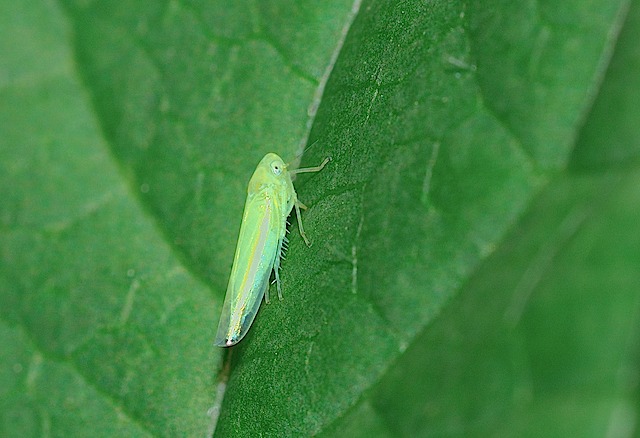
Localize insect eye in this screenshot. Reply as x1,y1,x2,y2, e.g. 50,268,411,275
271,161,283,175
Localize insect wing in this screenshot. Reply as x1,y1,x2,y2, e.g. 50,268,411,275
214,191,282,346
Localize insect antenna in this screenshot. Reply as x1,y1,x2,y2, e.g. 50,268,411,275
287,138,325,175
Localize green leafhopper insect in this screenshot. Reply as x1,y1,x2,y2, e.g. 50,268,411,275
214,153,330,347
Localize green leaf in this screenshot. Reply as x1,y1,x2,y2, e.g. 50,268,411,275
325,169,640,437
1,2,217,436
325,0,640,435
1,0,638,437
571,0,640,169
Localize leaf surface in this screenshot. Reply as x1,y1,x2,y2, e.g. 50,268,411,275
1,0,637,436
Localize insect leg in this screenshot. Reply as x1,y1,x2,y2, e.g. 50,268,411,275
273,237,285,300
264,283,271,304
294,199,312,247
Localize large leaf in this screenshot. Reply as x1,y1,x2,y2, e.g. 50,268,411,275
324,169,640,437
1,0,637,437
0,2,217,436
325,0,640,434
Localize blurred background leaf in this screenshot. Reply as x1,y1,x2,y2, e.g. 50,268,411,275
1,0,638,437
